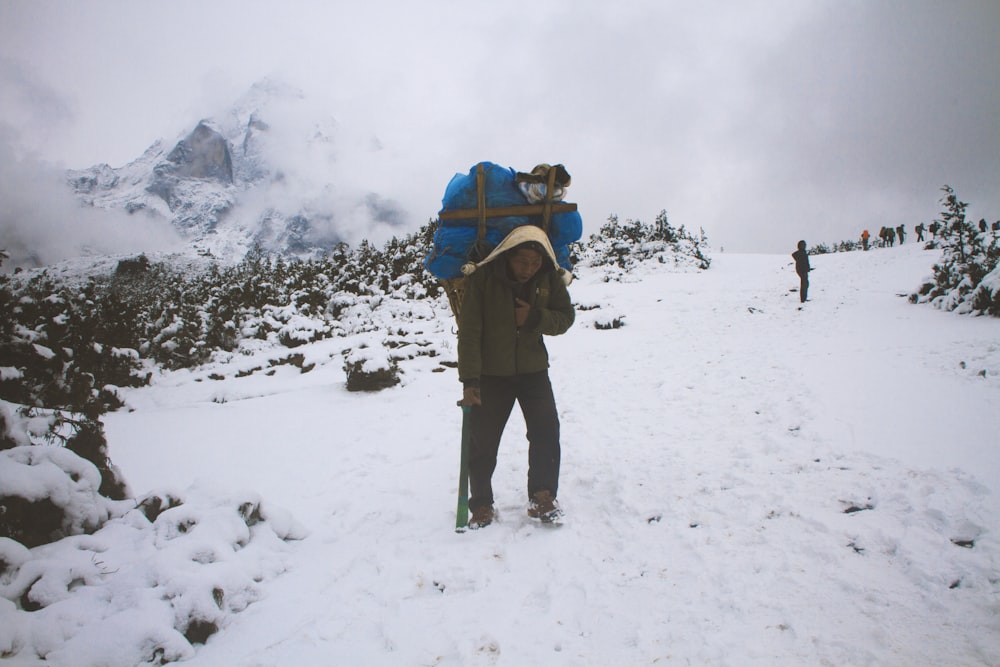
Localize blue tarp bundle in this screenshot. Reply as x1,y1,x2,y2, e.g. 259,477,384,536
425,162,582,280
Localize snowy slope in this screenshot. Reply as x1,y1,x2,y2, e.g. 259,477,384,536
11,242,998,666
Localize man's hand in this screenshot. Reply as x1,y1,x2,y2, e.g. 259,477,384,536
460,386,482,407
514,298,531,327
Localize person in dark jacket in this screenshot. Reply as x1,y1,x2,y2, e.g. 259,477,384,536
458,226,575,528
792,240,811,303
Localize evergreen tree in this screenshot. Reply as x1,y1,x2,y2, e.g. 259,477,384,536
912,186,999,315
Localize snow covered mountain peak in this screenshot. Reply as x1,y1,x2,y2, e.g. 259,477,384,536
66,78,406,262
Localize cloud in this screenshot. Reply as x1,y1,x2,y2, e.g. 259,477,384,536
210,79,412,247
724,1,1000,248
0,127,184,271
0,56,76,162
1,0,998,256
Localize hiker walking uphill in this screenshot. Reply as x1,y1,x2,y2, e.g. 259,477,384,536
792,240,811,303
457,226,575,528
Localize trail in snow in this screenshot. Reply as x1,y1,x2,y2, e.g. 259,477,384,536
103,243,999,666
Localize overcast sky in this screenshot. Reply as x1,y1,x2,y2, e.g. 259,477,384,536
1,0,998,255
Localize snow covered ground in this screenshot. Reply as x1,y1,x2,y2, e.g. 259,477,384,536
8,241,1000,665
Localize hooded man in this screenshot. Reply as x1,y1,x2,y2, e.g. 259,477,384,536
457,225,575,528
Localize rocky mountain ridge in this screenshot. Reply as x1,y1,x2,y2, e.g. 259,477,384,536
65,79,407,262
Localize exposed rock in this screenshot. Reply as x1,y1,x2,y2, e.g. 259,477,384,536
70,163,118,194
147,122,233,206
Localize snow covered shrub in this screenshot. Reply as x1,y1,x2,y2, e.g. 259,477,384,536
911,186,999,316
0,273,146,416
380,223,443,300
579,210,711,277
115,253,151,276
809,239,863,254
0,404,129,547
969,266,1000,316
1,488,307,667
0,410,17,451
594,315,626,330
0,444,127,548
270,305,332,348
63,420,129,500
136,491,184,522
4,223,446,385
343,344,401,392
0,535,30,578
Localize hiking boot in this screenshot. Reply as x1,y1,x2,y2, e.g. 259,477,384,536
468,505,495,529
527,490,562,523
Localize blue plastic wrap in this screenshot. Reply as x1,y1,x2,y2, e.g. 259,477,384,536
425,226,506,280
426,162,582,279
549,210,583,248
441,163,527,213
438,163,532,232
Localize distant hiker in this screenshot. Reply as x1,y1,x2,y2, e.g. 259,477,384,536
886,226,896,247
915,223,925,242
458,226,575,528
861,229,870,250
896,224,905,244
878,227,887,247
929,221,940,237
792,240,811,303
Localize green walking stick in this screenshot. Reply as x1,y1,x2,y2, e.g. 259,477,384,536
455,403,471,532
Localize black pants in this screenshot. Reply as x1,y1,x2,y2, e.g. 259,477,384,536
468,371,561,510
798,271,809,302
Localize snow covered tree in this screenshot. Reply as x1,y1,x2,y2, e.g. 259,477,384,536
912,186,999,316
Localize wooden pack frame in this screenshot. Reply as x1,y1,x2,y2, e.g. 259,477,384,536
438,162,577,320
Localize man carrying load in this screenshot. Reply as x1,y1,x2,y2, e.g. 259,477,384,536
457,225,575,528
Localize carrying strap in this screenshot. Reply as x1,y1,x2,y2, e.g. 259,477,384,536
476,163,487,242
542,166,557,233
